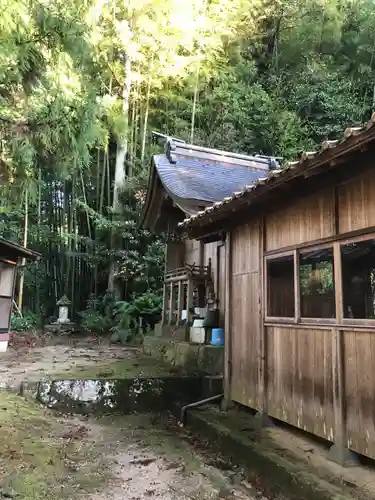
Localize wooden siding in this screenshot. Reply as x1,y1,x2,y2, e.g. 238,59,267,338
219,246,226,327
344,330,375,458
266,326,334,441
166,241,185,271
338,169,375,234
230,221,261,410
265,189,335,251
184,239,200,266
204,241,226,326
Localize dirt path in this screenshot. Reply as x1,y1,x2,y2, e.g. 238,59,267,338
0,337,150,389
85,413,269,500
0,390,273,500
1,337,276,499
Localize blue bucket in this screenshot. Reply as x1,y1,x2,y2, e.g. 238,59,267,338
211,328,224,346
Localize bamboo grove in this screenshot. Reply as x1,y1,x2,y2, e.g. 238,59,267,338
2,0,375,325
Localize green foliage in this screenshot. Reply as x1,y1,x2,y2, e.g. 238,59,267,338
109,291,162,344
79,290,161,343
79,293,115,335
10,312,40,332
3,0,375,325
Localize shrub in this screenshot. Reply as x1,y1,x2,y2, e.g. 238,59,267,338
11,312,40,332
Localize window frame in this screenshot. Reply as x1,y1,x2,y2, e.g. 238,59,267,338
339,233,375,327
298,243,336,323
264,232,375,328
264,251,296,323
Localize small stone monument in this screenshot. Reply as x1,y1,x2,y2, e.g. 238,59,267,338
56,295,71,324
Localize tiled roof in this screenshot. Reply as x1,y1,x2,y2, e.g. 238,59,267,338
153,151,271,204
178,113,375,229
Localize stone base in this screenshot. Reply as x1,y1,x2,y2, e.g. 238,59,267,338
328,444,359,467
253,411,276,429
184,407,372,500
154,323,187,341
143,336,224,375
44,323,79,334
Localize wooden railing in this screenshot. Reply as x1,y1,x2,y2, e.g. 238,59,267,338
164,264,211,283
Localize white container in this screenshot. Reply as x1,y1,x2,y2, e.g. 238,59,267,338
189,326,205,344
0,333,9,352
192,318,204,328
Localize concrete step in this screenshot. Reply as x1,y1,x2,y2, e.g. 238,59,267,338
143,336,224,376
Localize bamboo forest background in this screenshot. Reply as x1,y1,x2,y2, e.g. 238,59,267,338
2,0,375,325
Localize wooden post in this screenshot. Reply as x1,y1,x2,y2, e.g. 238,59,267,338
259,217,267,414
177,280,183,325
330,242,357,465
186,278,193,326
199,240,204,268
216,244,220,305
294,249,300,323
223,231,232,409
168,282,173,325
162,283,167,325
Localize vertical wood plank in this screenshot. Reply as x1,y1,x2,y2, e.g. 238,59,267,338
294,249,300,322
216,244,221,305
186,279,193,327
344,332,360,451
177,280,183,326
333,242,343,322
332,328,346,451
266,188,335,250
199,241,204,267
355,332,373,456
162,284,167,325
332,242,347,451
224,231,232,407
334,185,339,235
259,217,267,412
168,283,173,325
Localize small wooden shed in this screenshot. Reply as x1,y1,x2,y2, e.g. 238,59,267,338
179,115,375,463
0,237,39,351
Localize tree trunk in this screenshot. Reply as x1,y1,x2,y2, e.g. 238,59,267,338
190,63,200,144
36,168,41,312
141,58,153,165
108,52,132,296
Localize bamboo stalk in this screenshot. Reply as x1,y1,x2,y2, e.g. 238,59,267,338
141,56,153,165
17,188,28,313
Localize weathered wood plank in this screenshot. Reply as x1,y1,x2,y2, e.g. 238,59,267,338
230,220,261,409
344,331,360,453
353,332,373,457
265,188,335,251
224,232,232,407
266,326,333,440
338,169,375,234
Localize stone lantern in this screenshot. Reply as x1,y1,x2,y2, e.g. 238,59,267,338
56,295,71,324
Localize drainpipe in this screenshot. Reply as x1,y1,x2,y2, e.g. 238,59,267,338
178,393,223,427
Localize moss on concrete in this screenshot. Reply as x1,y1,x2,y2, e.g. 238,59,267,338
186,406,358,500
55,354,177,380
143,337,224,375
0,392,109,500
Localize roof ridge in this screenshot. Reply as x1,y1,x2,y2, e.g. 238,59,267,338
169,140,275,166
178,113,375,230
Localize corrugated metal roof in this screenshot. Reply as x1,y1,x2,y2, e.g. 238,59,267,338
178,113,375,229
154,153,270,203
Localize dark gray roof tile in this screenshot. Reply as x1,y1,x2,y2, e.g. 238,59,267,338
153,153,269,203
